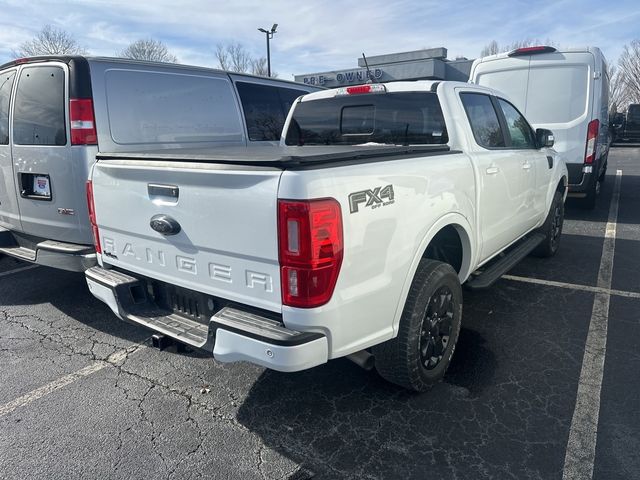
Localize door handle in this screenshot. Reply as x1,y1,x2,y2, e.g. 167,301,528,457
522,162,532,170
485,166,499,175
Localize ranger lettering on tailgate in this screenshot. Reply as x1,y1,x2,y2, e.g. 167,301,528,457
101,237,273,291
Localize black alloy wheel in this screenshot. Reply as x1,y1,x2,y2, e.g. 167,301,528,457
419,286,454,370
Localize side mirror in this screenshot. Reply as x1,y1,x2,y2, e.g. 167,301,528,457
536,128,554,148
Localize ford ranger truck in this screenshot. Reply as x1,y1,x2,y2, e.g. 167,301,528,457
85,81,567,391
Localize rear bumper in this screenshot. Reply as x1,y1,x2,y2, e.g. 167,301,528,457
566,163,601,197
0,228,96,272
85,266,329,372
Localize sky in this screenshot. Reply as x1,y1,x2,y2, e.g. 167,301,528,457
1,0,639,80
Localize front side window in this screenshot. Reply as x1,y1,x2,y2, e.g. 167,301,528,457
460,92,505,148
0,70,16,145
13,66,66,146
497,98,536,148
285,92,448,146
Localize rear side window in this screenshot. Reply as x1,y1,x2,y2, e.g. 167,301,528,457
497,98,536,148
0,70,15,145
285,92,448,146
460,93,505,148
13,66,66,146
235,82,308,141
105,70,243,145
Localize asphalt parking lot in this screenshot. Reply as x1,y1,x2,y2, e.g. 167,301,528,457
1,147,639,480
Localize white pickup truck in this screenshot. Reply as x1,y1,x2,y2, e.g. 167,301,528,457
85,81,567,391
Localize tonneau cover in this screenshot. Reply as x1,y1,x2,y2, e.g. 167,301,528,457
96,144,452,167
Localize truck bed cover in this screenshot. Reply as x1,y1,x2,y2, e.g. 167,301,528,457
96,145,454,169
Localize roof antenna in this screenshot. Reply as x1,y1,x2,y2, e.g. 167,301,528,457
362,52,378,83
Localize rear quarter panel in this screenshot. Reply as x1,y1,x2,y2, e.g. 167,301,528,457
278,151,476,358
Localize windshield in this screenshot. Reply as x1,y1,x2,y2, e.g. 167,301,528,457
285,92,448,146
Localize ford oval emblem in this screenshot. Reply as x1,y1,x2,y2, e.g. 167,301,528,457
150,214,181,236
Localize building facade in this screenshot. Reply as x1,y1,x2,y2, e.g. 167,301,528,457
295,48,474,88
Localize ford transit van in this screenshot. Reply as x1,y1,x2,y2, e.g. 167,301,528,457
470,46,609,208
0,56,319,270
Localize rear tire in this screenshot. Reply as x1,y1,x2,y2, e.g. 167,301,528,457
532,191,564,257
581,176,600,210
373,259,462,392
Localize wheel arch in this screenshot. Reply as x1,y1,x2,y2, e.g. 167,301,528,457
390,213,474,335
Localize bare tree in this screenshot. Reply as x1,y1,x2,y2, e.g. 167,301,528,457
608,64,629,114
251,57,270,77
13,24,87,57
480,40,500,57
118,39,178,63
215,42,274,77
618,40,640,106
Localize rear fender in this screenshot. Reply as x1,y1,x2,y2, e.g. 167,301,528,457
391,213,475,336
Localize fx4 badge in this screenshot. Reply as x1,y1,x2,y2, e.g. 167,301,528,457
348,185,395,213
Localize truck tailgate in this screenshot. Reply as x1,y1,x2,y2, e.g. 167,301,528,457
92,159,283,313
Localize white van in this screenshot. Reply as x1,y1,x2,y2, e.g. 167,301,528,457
470,46,609,208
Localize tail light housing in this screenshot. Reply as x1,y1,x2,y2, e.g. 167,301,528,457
278,198,343,308
584,119,599,164
335,84,386,96
70,98,97,145
508,46,557,57
86,180,102,254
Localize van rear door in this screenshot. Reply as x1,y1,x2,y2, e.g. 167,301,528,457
0,68,21,231
10,62,83,241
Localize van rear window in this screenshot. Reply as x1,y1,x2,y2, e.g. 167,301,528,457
13,66,66,146
285,92,448,146
105,70,244,145
526,66,588,124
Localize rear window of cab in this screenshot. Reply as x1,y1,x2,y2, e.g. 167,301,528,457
285,92,448,146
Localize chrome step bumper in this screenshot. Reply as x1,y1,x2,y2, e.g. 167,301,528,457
0,228,96,272
85,266,328,372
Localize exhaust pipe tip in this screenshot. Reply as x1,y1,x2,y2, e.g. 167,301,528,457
346,350,375,371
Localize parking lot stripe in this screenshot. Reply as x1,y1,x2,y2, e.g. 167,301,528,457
562,169,622,480
502,275,640,299
0,343,146,419
0,265,39,278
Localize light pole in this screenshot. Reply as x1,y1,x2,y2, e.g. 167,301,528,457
258,23,277,77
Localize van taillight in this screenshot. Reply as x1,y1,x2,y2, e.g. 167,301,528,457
584,119,599,164
86,180,102,254
278,198,343,308
70,98,97,145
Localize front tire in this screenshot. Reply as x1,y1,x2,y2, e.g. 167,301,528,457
373,259,462,392
532,190,564,257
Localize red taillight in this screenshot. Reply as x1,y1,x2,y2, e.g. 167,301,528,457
70,98,97,145
86,180,101,254
584,119,599,164
508,46,557,57
278,198,343,308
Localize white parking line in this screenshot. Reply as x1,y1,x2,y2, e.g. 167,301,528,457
502,275,640,299
0,265,39,278
0,343,146,418
562,169,622,480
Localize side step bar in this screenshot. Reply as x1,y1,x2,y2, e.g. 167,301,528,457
466,233,545,290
